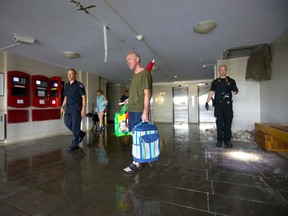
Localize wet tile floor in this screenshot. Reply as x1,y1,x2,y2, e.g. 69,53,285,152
0,123,287,216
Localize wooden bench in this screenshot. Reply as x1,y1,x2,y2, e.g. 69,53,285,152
255,123,288,152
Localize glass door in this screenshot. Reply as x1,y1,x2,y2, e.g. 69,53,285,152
172,86,188,124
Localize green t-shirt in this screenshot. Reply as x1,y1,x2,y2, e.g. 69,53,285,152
128,69,152,112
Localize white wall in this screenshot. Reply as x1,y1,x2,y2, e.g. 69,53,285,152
260,29,288,123
86,72,99,112
80,70,99,131
151,84,173,122
217,57,261,131
0,53,5,113
188,83,199,123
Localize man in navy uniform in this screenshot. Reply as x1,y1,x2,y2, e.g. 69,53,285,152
205,65,239,148
61,69,86,151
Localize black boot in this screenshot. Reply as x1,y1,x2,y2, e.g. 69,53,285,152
216,141,222,147
224,141,232,148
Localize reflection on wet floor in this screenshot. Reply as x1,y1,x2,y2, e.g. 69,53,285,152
0,123,287,216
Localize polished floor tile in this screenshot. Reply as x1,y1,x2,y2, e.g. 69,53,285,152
0,123,287,215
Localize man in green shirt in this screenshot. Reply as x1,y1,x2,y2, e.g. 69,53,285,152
123,51,152,174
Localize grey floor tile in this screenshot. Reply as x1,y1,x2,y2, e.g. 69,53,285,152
208,171,267,187
209,193,288,216
213,181,288,207
79,186,143,215
48,200,113,216
142,184,208,211
0,177,30,199
0,201,30,216
135,200,214,216
4,187,66,216
157,171,212,193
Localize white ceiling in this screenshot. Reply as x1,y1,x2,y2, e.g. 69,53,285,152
1,0,288,84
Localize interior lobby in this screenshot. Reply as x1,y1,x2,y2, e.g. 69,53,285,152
1,1,288,215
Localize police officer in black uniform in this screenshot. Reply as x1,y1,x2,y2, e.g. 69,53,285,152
205,65,239,148
61,69,86,151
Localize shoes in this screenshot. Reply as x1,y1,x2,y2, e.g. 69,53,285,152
97,126,104,131
67,145,79,151
79,131,86,143
123,161,143,174
224,141,233,148
216,141,222,147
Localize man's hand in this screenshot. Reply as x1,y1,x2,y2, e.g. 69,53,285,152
233,90,239,95
205,102,209,110
60,107,65,116
211,98,215,107
141,111,149,122
81,108,86,118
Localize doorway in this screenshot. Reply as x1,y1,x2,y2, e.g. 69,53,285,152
172,86,188,124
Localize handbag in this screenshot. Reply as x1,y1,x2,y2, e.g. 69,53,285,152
94,107,99,113
102,100,108,106
132,122,160,163
114,104,130,137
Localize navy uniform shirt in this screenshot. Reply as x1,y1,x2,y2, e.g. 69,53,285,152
63,80,86,106
210,76,238,102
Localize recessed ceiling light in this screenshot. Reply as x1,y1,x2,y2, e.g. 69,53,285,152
64,51,80,59
202,64,215,69
194,20,217,34
136,34,144,41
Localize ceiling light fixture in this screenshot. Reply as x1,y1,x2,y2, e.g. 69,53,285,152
64,51,80,59
194,20,217,34
202,64,215,69
136,34,144,41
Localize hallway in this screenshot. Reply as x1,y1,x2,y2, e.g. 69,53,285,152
0,123,287,216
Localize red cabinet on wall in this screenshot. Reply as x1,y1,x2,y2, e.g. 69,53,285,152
31,75,49,108
7,110,29,123
49,76,62,107
7,71,30,108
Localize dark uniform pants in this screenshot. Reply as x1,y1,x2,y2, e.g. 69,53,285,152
64,104,83,147
214,102,233,142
